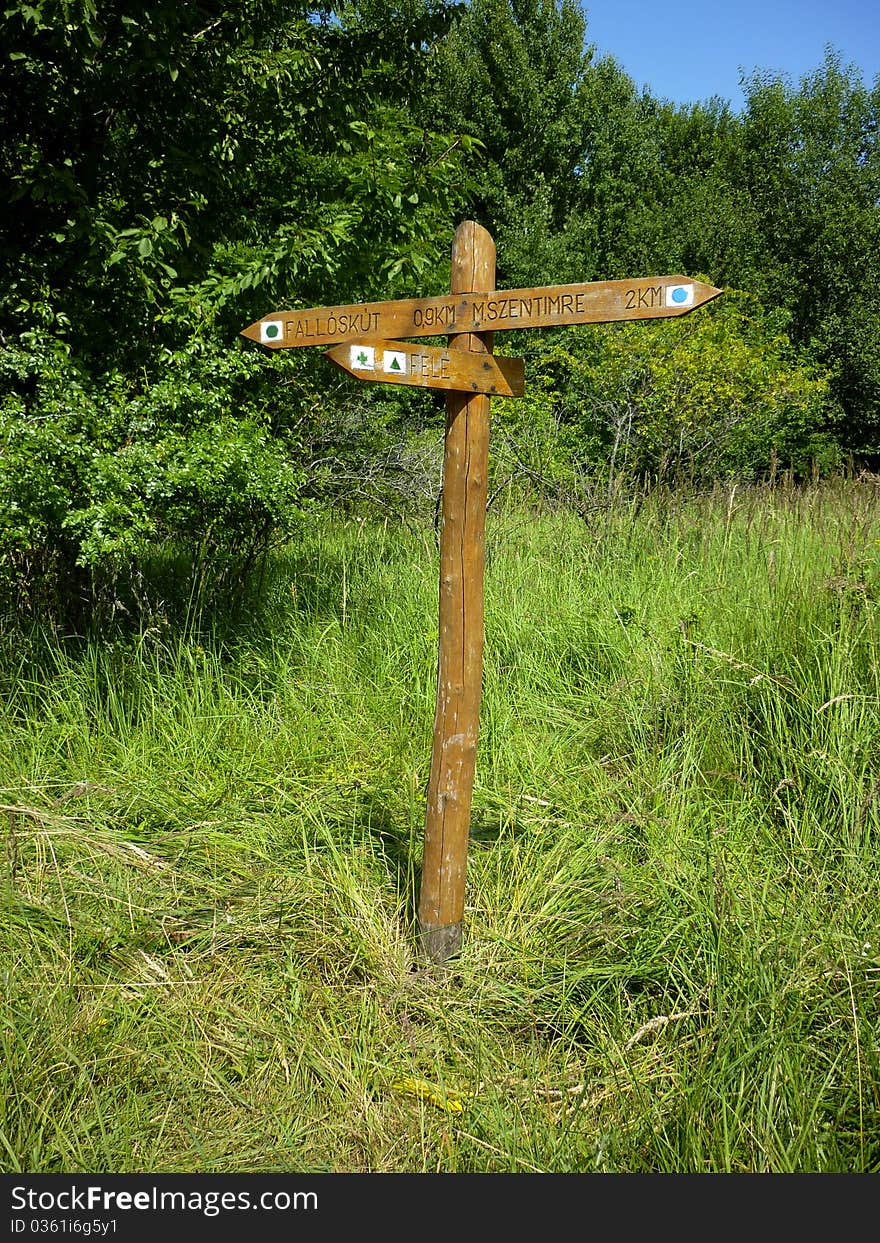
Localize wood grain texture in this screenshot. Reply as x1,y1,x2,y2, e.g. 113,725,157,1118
324,339,524,396
242,277,722,347
418,221,495,963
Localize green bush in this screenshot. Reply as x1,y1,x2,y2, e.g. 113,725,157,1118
0,332,312,625
493,291,842,494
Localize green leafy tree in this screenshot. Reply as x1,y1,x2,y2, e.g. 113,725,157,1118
427,14,879,454
728,53,880,449
0,1,476,621
0,332,314,623
425,0,609,282
0,0,472,360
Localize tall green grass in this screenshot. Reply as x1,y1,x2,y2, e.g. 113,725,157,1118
2,478,879,1171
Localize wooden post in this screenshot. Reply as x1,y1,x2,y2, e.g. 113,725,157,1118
418,220,495,963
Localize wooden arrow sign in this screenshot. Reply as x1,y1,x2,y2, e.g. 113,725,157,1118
325,339,525,396
243,276,721,348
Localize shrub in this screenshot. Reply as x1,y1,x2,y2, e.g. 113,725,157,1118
492,290,842,496
0,332,311,626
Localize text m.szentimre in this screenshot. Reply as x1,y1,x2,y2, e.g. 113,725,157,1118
241,277,722,348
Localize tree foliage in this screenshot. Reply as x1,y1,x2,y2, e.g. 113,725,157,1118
0,0,473,358
429,7,879,450
0,332,315,622
734,58,880,448
0,1,473,620
494,294,839,492
1,0,879,625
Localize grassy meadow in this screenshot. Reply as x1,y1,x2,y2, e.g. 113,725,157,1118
2,477,879,1173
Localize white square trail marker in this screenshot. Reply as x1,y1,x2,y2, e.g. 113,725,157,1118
243,226,722,963
666,284,695,308
383,349,408,374
260,319,284,344
350,345,375,370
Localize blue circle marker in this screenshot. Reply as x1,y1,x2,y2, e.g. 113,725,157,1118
671,287,688,304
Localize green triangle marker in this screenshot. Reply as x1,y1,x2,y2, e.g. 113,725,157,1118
390,357,402,371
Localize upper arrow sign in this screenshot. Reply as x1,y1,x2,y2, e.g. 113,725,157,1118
242,277,722,348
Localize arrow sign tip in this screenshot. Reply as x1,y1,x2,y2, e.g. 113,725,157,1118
680,279,723,311
241,317,287,346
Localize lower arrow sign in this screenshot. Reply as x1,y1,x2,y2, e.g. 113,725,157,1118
325,339,525,397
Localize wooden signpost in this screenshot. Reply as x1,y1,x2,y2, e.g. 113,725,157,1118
242,224,721,964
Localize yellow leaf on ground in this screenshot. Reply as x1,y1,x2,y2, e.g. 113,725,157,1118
390,1077,468,1114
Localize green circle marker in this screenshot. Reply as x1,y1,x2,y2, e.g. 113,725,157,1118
265,323,280,339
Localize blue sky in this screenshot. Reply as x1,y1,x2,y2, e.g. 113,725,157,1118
580,1,879,109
